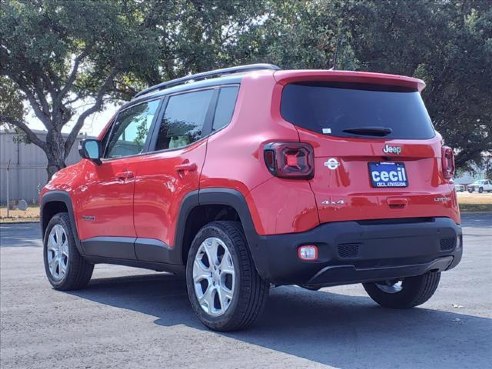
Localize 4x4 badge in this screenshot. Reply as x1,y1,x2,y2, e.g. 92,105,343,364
383,144,402,155
324,158,340,170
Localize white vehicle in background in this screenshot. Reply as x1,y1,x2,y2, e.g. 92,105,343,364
467,179,492,193
454,184,465,192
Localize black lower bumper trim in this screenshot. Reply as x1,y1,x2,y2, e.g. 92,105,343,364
247,217,462,286
306,256,453,288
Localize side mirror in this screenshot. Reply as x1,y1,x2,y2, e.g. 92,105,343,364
79,139,102,165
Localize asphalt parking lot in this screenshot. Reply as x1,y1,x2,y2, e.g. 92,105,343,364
1,213,491,369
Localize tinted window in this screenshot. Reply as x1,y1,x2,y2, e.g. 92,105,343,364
155,89,214,151
281,83,435,139
212,86,239,131
105,100,160,158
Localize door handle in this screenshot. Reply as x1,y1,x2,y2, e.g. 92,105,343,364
115,170,134,180
387,198,408,209
175,162,197,172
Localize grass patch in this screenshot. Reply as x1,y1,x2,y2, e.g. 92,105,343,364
457,192,492,212
0,206,40,223
459,203,492,212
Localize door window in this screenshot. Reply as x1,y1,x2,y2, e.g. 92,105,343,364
155,89,214,151
105,99,160,158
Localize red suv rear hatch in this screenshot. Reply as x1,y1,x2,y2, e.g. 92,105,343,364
275,70,459,224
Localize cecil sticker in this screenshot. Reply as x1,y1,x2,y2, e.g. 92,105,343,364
369,162,408,188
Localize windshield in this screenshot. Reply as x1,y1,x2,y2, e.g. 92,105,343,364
281,82,435,139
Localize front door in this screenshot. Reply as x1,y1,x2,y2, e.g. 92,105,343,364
77,98,161,259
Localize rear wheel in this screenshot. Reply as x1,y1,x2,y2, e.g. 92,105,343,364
479,187,484,193
363,272,441,309
43,213,94,290
186,221,269,331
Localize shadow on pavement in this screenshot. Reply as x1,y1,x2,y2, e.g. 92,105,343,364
70,273,491,368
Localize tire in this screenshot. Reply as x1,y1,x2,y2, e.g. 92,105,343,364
479,187,484,193
468,188,473,193
363,272,441,309
43,212,94,291
186,221,269,331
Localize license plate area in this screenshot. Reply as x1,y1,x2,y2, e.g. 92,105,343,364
369,162,408,188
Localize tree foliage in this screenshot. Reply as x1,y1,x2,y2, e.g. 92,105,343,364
342,0,492,169
0,0,159,177
0,0,490,178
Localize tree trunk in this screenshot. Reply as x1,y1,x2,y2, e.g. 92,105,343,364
45,129,67,180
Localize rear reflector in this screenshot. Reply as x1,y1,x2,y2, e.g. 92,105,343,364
298,245,318,261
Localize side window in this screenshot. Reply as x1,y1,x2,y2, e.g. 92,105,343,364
155,89,214,151
105,100,160,158
212,86,239,131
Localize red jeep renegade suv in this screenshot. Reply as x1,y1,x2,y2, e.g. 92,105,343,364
40,64,462,331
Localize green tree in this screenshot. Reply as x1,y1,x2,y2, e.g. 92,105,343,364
137,0,273,83
343,0,492,168
0,0,159,178
0,76,26,142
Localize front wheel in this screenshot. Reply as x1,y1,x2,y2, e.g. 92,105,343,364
478,187,484,193
186,221,269,331
363,272,441,309
43,213,94,290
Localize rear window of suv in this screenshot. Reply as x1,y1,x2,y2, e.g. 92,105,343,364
281,82,435,139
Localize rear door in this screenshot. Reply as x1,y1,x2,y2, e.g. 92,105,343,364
280,82,456,223
132,88,216,261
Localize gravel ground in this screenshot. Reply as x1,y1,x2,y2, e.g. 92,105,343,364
1,214,491,369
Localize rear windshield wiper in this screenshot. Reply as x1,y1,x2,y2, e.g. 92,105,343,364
342,126,393,137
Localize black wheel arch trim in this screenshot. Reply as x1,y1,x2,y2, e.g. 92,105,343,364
175,188,268,278
40,191,84,254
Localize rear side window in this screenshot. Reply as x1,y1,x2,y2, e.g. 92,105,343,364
212,86,239,131
281,83,435,139
155,89,214,151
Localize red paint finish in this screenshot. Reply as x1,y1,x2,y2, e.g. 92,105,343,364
295,128,460,225
41,68,461,254
132,141,207,247
76,159,138,239
274,70,426,91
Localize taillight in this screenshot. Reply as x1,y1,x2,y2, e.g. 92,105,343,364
264,142,314,179
442,146,455,180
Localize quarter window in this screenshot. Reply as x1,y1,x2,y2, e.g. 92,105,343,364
105,100,160,158
155,89,214,151
212,86,239,131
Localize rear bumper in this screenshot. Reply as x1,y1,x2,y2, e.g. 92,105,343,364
249,217,462,287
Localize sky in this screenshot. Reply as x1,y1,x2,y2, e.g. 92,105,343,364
26,101,122,137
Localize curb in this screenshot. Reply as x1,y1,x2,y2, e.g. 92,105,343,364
0,220,40,225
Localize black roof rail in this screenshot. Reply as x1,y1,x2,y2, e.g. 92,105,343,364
134,63,281,99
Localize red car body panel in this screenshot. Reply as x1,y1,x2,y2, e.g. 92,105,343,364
41,69,460,251
132,140,207,247
273,70,426,91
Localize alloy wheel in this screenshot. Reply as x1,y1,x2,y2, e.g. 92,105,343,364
375,279,403,294
192,237,236,316
46,224,69,281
